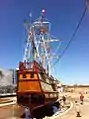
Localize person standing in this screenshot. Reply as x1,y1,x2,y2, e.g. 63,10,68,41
25,108,30,119
80,94,84,104
75,101,81,117
62,95,66,105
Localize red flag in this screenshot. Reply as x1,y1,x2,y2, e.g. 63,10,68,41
86,0,89,9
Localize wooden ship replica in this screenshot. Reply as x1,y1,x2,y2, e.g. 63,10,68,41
16,10,60,118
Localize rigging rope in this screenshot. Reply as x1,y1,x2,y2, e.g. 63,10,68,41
51,7,87,68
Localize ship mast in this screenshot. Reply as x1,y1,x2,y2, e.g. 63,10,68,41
23,10,60,74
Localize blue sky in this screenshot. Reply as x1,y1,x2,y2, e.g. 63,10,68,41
0,0,89,84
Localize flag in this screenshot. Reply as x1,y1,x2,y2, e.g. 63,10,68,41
86,0,89,9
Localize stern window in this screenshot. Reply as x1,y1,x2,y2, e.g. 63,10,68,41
23,74,26,78
30,73,34,78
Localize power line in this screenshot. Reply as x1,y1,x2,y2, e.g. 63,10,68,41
51,7,87,68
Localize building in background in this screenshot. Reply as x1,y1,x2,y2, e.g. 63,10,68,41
0,68,16,94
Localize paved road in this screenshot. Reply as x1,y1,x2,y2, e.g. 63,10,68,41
0,97,24,119
0,94,89,119
55,101,89,119
0,104,25,119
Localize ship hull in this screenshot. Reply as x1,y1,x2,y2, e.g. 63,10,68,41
17,91,58,109
17,92,59,118
16,61,59,118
